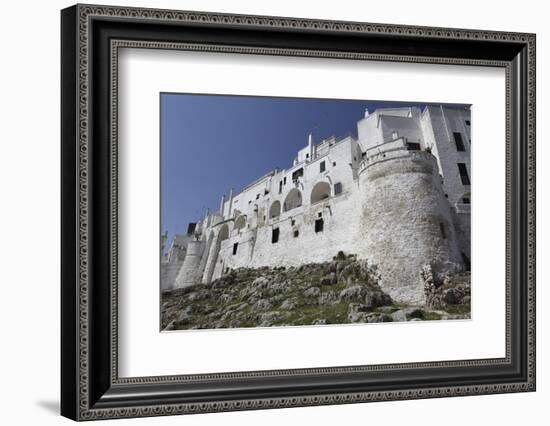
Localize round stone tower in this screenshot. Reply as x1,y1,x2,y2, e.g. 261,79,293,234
174,240,204,288
358,145,463,305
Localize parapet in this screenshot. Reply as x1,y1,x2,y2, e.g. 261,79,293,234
359,138,434,178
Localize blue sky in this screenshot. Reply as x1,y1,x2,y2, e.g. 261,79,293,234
160,93,460,243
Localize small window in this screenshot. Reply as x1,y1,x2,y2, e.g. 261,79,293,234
283,177,287,185
256,194,260,200
439,222,446,239
292,168,303,182
453,132,465,152
232,243,238,255
465,120,471,126
320,161,326,173
458,163,470,185
462,197,471,204
334,182,343,195
461,252,471,271
318,212,322,218
406,142,421,151
291,219,295,226
293,230,299,238
306,153,309,159
332,161,336,167
315,218,324,233
279,181,283,194
272,228,279,243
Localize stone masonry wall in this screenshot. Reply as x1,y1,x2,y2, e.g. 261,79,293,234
358,150,463,304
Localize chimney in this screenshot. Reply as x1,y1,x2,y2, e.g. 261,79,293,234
364,108,370,118
228,188,234,218
219,194,225,217
308,132,314,161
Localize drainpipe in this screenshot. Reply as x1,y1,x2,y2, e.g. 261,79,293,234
440,105,452,143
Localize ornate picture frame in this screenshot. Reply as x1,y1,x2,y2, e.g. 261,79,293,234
61,4,536,421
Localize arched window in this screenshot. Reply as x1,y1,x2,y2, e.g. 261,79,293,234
310,181,331,204
218,224,229,241
234,215,247,231
283,188,302,212
269,201,281,218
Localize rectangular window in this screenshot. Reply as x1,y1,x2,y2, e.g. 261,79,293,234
332,161,336,167
291,219,295,226
334,182,343,195
283,177,287,185
406,142,421,151
453,132,465,151
465,120,471,126
279,181,282,194
320,161,326,173
232,243,238,255
462,196,471,204
315,218,324,233
458,163,470,185
292,168,304,182
439,222,446,239
272,228,279,243
293,230,299,238
461,252,471,271
186,223,197,235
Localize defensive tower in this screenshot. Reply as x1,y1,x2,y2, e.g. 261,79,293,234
358,138,463,304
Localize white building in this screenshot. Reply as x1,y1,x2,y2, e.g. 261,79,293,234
162,105,471,305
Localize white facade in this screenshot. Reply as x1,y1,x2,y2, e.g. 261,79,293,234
160,234,190,291
162,105,472,304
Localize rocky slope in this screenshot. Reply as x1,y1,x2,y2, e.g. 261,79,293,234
161,252,470,331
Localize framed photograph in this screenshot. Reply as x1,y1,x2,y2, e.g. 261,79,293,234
61,4,536,421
